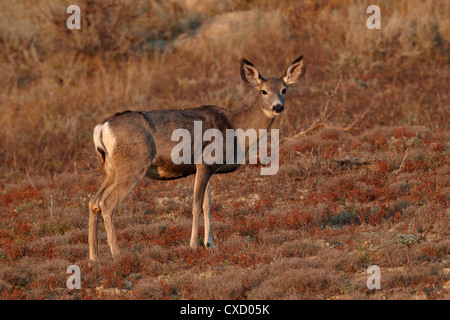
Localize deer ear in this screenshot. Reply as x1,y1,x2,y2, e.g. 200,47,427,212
282,55,306,85
240,58,263,87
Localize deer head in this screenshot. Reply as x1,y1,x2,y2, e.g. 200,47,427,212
240,55,306,117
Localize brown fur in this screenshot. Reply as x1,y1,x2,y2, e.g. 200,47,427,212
89,56,306,261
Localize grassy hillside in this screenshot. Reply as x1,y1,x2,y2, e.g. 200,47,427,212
0,0,448,299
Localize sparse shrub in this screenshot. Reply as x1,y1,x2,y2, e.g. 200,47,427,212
329,199,360,227
388,200,413,218
356,242,372,267
329,210,359,227
392,234,421,247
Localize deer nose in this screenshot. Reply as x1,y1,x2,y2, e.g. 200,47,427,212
272,104,284,114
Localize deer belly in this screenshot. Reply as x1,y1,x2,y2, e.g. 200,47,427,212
145,164,195,180
215,163,240,174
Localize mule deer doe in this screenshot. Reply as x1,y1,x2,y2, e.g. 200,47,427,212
89,56,306,261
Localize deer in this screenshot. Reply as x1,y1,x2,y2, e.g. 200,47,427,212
88,55,306,262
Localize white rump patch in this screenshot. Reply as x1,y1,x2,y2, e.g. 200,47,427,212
93,122,116,156
102,122,116,155
93,124,103,150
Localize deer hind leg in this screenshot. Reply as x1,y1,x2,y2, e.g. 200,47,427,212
89,158,147,260
99,170,146,259
203,182,216,249
89,163,115,262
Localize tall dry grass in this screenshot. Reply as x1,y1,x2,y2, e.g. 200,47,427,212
0,0,448,175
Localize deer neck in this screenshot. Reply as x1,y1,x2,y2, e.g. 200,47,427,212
226,97,276,155
228,97,275,134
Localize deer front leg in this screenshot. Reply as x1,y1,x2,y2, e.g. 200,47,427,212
203,182,216,249
190,166,213,249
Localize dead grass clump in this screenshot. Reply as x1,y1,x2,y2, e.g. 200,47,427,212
184,268,266,300
387,199,414,218
278,239,322,259
248,266,342,300
173,9,289,60
134,279,164,300
318,248,360,274
381,264,448,299
258,229,297,246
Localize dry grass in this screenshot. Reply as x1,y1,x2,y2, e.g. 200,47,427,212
0,0,449,300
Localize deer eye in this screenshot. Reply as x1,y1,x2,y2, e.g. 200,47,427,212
261,90,268,95
281,88,287,94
